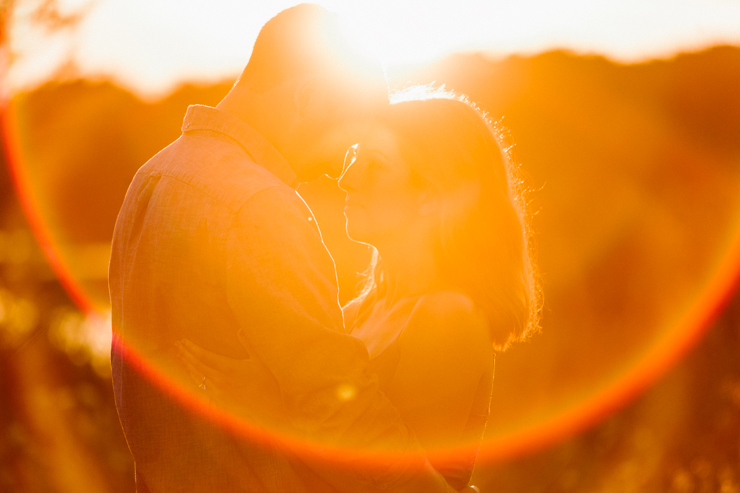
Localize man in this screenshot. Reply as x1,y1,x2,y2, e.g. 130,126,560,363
109,4,457,492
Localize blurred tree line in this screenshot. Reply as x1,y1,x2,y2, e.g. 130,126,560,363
1,45,740,492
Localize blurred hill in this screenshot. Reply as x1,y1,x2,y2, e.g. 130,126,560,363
2,45,740,492
11,45,740,250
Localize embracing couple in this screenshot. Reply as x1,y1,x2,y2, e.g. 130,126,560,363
109,3,540,492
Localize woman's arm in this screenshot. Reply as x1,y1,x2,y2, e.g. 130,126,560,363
176,336,462,492
385,291,493,459
175,291,492,449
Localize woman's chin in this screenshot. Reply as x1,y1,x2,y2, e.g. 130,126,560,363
344,218,371,244
345,225,368,244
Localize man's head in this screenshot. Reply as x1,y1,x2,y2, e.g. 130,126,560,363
225,4,389,181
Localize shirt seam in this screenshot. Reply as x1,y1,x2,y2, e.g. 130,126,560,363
183,108,297,188
155,168,285,215
185,128,258,166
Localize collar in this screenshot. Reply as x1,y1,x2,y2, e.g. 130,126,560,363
182,105,298,188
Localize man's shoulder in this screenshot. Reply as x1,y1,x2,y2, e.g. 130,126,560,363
144,132,291,212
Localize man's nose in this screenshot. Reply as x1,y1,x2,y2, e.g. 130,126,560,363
338,145,359,190
337,162,357,192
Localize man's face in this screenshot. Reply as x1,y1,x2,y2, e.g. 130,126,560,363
291,81,388,182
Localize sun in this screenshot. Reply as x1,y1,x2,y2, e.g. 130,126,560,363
326,0,459,66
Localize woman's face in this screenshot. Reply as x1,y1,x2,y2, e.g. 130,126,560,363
338,126,426,245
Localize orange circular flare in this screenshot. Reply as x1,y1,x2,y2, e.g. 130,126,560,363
2,101,94,314
478,241,740,463
4,87,740,469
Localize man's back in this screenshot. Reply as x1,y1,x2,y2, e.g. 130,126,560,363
109,105,342,492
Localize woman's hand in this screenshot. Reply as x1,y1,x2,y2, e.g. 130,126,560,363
175,334,287,428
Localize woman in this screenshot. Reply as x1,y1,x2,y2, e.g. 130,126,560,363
178,88,540,491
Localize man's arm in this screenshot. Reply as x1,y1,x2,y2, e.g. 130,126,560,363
225,186,456,492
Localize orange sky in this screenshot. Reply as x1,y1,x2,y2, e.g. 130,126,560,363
5,0,740,97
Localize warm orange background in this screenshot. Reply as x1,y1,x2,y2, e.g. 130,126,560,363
2,11,740,490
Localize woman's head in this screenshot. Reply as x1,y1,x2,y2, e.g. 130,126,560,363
339,87,541,350
337,124,437,247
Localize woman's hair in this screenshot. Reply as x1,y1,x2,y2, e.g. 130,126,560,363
354,86,541,351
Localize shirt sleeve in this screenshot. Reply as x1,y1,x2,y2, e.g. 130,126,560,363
225,186,456,492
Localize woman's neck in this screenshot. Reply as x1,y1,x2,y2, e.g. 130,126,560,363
374,235,437,308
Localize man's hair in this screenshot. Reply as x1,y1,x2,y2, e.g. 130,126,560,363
237,3,385,94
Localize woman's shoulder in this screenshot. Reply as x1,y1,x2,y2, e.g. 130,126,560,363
342,292,376,334
342,296,361,318
412,290,488,331
415,290,479,316
402,290,491,358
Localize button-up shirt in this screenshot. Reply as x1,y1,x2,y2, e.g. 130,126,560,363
110,105,452,493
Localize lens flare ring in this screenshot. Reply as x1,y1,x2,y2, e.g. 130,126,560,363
4,89,740,466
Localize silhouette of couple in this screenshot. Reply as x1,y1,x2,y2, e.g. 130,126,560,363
109,4,540,492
